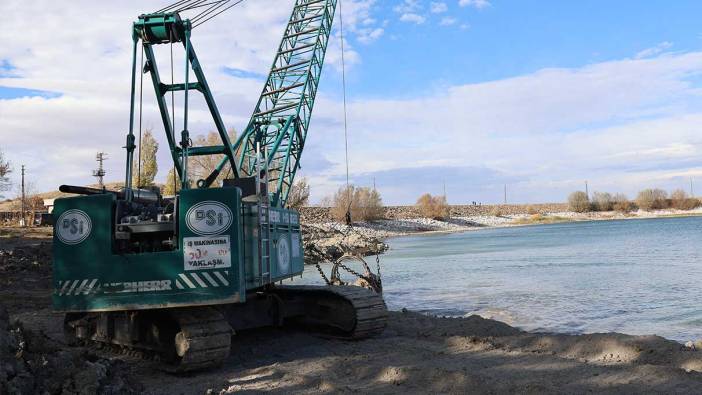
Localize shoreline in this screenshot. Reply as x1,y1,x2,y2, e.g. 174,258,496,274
7,306,702,393
301,208,702,263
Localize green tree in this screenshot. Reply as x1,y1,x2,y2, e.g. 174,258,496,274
133,129,158,187
162,167,181,196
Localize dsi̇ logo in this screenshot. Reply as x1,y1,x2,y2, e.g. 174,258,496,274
185,201,233,236
277,236,290,273
56,209,92,245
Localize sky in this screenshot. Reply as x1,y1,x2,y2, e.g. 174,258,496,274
2,0,702,204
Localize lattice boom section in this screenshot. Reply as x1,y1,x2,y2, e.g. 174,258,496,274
237,0,337,206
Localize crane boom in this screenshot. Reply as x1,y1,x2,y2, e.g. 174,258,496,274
206,0,338,207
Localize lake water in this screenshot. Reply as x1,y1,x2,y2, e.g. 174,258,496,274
296,217,702,342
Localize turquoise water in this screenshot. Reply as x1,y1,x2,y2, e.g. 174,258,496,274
296,217,702,342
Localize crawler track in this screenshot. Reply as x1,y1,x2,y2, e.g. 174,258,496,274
64,307,232,373
64,285,385,373
166,307,232,372
272,285,388,339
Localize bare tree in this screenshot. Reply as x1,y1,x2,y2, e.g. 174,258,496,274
189,129,239,186
612,193,632,212
287,177,310,209
0,147,12,199
330,185,384,222
636,188,668,210
671,189,699,210
568,191,590,213
592,191,613,211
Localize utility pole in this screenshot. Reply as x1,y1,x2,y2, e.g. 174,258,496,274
20,165,25,227
373,177,376,191
691,177,694,198
504,184,507,204
585,180,589,199
93,152,108,189
443,180,446,198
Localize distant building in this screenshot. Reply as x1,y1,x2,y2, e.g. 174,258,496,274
43,198,56,213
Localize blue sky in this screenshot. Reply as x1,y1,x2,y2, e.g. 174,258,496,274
3,0,702,204
333,1,702,97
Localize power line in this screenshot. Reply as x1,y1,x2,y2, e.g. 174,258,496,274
93,152,108,188
20,165,25,227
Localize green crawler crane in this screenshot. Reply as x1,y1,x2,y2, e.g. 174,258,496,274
53,0,386,372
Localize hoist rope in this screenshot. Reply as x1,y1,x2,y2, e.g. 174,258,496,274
137,44,144,188
171,37,177,193
339,0,352,222
154,0,246,28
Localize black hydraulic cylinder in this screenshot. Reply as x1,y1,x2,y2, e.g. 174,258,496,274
59,185,160,205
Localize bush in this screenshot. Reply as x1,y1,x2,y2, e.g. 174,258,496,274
670,189,700,210
416,193,450,219
591,191,612,211
612,193,632,212
635,188,668,211
490,206,504,217
330,185,384,223
526,205,538,215
354,187,384,221
568,191,590,213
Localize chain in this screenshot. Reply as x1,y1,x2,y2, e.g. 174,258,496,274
315,262,331,285
336,260,367,279
376,253,382,283
311,223,385,292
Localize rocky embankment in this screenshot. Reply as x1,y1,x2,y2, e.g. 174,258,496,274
299,204,702,265
299,203,568,223
301,224,387,265
298,204,568,265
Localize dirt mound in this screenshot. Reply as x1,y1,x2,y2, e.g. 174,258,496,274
0,305,142,394
0,242,52,276
302,224,388,264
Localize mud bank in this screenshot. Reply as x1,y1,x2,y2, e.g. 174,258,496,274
11,307,702,394
4,226,702,393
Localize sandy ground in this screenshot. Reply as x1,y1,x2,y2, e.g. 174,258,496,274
4,225,702,393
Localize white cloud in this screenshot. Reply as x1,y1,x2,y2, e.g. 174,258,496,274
394,0,426,24
459,0,491,9
303,51,702,203
394,0,421,14
399,13,426,24
635,41,674,59
2,2,702,205
0,0,376,194
356,27,385,43
440,17,457,26
430,2,448,13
